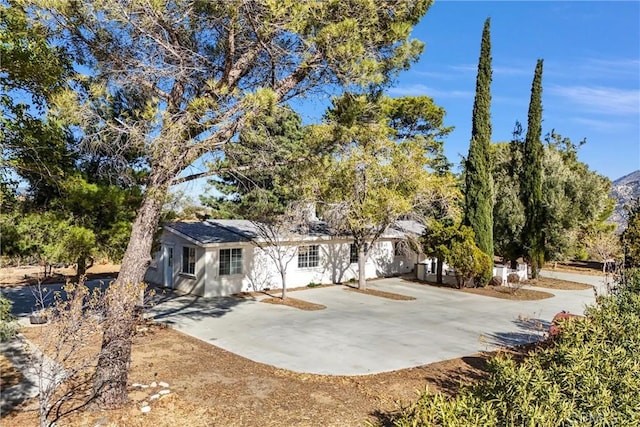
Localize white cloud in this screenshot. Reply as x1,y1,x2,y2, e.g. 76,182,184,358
449,63,530,76
388,84,474,99
550,85,640,115
582,58,640,79
448,64,477,74
569,117,628,132
493,65,531,76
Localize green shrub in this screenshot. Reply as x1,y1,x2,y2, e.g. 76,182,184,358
307,282,320,288
381,269,640,426
0,294,19,341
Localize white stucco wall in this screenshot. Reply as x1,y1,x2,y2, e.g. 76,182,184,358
146,232,418,297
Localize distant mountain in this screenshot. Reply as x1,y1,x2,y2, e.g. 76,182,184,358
610,170,640,231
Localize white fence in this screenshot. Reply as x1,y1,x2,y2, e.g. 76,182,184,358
493,263,528,284
416,261,529,285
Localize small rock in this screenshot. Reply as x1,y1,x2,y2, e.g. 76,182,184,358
131,383,142,388
93,416,110,426
141,401,149,407
159,389,170,395
140,384,149,389
149,394,160,400
158,381,169,388
141,406,151,413
150,381,157,388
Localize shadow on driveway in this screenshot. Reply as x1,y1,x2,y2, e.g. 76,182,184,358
484,317,552,348
148,287,255,324
3,281,111,317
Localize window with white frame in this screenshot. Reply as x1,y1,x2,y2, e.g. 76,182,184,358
298,245,319,268
182,246,195,275
219,248,243,275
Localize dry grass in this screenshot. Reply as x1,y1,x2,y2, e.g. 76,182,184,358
343,285,416,301
5,325,509,427
544,260,607,276
525,276,593,290
261,297,327,311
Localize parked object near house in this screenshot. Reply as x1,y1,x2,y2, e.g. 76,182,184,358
145,219,427,297
549,311,585,337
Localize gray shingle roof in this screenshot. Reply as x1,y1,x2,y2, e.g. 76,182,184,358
165,218,425,246
392,220,426,236
166,221,254,245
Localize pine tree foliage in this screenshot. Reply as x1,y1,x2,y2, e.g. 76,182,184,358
464,17,494,278
521,59,545,277
315,93,453,290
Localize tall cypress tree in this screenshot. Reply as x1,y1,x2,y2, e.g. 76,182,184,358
464,18,494,267
521,59,545,278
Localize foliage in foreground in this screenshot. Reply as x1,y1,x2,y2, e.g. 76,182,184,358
28,281,148,427
0,294,19,341
383,270,640,426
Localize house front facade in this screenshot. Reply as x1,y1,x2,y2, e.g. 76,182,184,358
145,219,427,297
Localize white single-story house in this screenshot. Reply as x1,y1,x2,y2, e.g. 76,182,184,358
145,219,433,297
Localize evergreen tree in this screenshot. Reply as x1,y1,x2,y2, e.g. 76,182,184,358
521,59,545,278
464,18,494,282
622,199,640,268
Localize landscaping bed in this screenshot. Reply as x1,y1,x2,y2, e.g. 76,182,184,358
524,276,593,290
344,285,417,301
404,278,554,301
261,297,327,311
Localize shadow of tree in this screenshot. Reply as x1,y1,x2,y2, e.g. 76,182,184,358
5,280,111,317
369,409,400,427
148,286,254,323
368,355,493,426
483,317,551,348
0,338,37,416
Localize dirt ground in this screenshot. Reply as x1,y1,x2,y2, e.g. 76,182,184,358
2,324,524,427
544,260,607,276
0,263,120,287
524,276,593,290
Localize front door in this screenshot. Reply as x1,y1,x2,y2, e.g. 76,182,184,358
163,246,174,288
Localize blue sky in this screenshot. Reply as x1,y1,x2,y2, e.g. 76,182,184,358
178,1,640,199
390,0,640,181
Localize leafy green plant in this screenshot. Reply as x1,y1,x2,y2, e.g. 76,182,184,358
380,269,640,426
307,282,320,288
0,294,19,341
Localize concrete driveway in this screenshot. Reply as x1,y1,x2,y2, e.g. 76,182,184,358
148,275,599,375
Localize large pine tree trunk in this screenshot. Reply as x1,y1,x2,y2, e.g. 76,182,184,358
436,256,444,284
93,175,169,408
